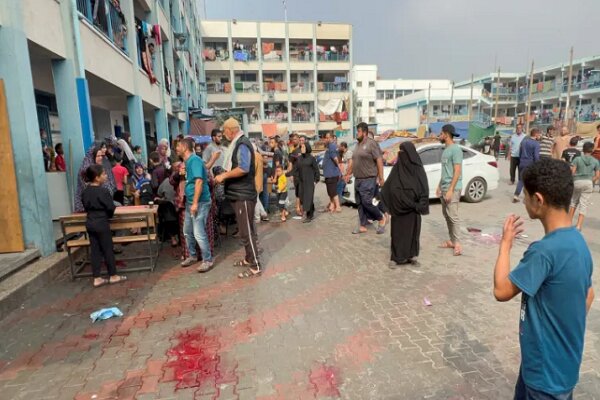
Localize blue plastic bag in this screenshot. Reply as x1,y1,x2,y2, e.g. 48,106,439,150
90,307,123,323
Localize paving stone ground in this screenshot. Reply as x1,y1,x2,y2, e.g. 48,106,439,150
1,159,599,400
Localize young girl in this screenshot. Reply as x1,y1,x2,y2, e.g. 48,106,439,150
270,165,289,221
81,164,127,288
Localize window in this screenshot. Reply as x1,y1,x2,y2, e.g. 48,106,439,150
419,147,443,165
356,81,363,87
368,117,376,123
376,109,384,113
368,101,375,107
357,100,363,107
385,92,394,100
462,149,476,159
369,81,375,87
377,91,384,100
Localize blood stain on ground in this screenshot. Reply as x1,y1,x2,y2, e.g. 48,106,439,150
309,363,341,397
164,326,236,391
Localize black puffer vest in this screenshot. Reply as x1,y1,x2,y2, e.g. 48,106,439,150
225,136,257,201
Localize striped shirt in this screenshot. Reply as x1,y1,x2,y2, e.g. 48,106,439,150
539,135,554,158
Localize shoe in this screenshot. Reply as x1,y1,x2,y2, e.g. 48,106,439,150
197,260,214,273
302,217,313,223
181,257,197,268
261,215,270,222
512,196,520,203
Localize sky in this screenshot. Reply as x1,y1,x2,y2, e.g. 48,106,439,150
202,0,600,81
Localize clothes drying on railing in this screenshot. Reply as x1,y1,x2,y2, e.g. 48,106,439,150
136,18,161,84
233,50,249,62
202,48,216,61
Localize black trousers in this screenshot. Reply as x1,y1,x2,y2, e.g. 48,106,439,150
510,157,520,184
88,226,117,278
232,199,261,269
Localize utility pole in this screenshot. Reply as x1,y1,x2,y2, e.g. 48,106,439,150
468,74,474,121
494,67,501,124
427,83,431,126
525,61,535,134
283,0,288,23
564,46,574,130
449,81,454,120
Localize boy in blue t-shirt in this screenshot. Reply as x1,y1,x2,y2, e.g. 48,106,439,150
493,158,594,399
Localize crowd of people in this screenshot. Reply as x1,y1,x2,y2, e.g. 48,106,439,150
507,123,600,231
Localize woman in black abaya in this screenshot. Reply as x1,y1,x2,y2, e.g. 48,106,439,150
297,142,320,223
381,141,429,267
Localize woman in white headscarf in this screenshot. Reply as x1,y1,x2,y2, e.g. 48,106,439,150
158,138,172,169
115,132,137,172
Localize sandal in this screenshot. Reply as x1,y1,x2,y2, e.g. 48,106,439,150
352,227,367,234
233,259,251,267
109,275,128,285
238,267,262,279
453,245,463,256
93,278,109,288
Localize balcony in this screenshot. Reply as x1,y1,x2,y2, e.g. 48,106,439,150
76,0,128,54
318,82,350,92
291,82,314,93
316,53,350,62
234,82,261,93
206,83,231,94
263,82,288,93
562,79,600,94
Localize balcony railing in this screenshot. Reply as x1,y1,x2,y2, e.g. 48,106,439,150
233,50,258,62
562,80,600,93
263,82,288,92
316,53,349,62
234,82,261,93
291,114,314,123
289,51,313,62
263,52,285,62
206,82,231,94
290,82,314,93
264,113,288,123
318,82,350,92
76,0,128,54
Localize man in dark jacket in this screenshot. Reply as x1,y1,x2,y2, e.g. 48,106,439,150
215,118,261,278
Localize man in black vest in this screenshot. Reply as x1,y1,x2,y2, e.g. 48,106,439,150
215,118,262,278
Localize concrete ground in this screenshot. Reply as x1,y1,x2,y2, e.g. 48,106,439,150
0,159,599,400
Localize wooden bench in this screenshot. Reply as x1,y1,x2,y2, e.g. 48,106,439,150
60,207,159,279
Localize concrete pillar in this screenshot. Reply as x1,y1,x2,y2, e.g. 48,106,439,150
169,117,180,137
154,108,169,140
51,59,86,201
0,0,54,255
127,95,148,161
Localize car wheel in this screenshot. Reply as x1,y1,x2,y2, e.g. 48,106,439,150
465,177,487,203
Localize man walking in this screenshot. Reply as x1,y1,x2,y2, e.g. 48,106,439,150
215,118,261,278
436,124,463,256
493,159,594,399
345,122,386,234
553,126,572,160
513,128,541,203
539,126,555,159
508,123,525,184
176,138,214,272
323,132,341,212
570,142,600,231
203,128,224,171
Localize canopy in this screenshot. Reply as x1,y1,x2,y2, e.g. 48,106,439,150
318,98,344,115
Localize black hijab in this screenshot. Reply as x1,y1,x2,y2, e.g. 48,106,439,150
381,141,429,216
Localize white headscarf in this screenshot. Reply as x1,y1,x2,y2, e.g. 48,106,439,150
115,135,137,163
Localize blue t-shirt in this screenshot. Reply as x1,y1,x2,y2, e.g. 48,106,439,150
519,137,540,167
323,143,341,178
509,227,593,394
185,154,210,205
511,133,525,157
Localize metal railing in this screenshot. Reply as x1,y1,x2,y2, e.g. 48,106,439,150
290,82,314,93
234,82,261,93
206,83,230,94
318,82,350,92
263,82,288,92
289,52,313,62
291,114,314,123
76,0,128,54
316,53,350,62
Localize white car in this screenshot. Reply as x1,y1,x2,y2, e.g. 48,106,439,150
343,142,499,204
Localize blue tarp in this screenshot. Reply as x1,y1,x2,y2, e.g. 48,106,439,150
428,121,470,139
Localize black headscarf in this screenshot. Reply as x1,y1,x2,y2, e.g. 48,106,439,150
381,141,429,216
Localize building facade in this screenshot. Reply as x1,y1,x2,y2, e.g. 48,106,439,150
201,20,353,138
0,0,203,255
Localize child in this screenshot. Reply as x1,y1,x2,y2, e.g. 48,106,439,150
133,165,153,206
273,165,289,221
570,141,600,231
81,164,127,288
54,143,66,172
493,158,594,399
112,154,129,205
561,136,581,163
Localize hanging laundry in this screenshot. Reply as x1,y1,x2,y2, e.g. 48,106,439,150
152,25,161,45
262,123,278,137
262,42,275,54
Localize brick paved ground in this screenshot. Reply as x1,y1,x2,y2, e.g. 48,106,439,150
1,159,599,400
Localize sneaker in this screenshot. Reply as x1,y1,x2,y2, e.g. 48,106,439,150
197,260,215,273
512,196,520,203
261,215,270,222
181,257,197,268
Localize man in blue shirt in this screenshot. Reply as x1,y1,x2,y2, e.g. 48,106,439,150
513,128,541,203
322,132,342,212
493,158,595,399
508,123,526,184
176,138,214,272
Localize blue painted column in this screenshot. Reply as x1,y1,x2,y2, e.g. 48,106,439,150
127,95,148,161
0,0,54,255
168,117,180,138
155,108,169,141
51,60,87,204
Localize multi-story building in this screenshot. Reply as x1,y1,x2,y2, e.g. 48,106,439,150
352,64,451,132
0,0,203,255
201,20,353,138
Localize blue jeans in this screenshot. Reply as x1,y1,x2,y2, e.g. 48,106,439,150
355,177,383,227
336,179,346,201
183,202,212,262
